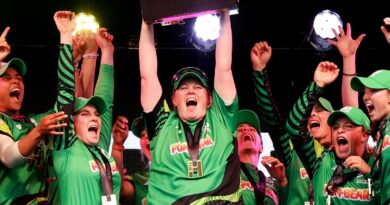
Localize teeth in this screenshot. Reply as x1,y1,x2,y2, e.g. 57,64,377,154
11,88,20,92
10,88,21,97
242,134,253,142
186,98,197,106
309,121,320,128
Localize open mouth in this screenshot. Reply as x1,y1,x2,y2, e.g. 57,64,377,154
88,125,98,134
337,136,349,152
365,103,374,115
309,120,320,129
10,88,21,100
186,98,197,107
242,134,254,142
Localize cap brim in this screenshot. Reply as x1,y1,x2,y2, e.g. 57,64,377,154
351,76,384,92
0,58,27,76
327,111,347,127
75,96,107,114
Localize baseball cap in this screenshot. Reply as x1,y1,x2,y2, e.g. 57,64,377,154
171,67,209,91
327,106,371,132
74,96,107,115
351,70,390,92
0,58,27,76
237,109,261,133
131,116,145,138
318,97,334,112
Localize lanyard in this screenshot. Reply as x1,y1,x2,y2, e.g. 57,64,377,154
182,119,204,162
182,119,204,177
88,146,113,198
240,163,265,205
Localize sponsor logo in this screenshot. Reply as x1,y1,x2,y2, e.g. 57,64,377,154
300,168,308,179
323,184,370,201
382,135,390,151
142,198,147,205
240,180,254,190
170,135,214,155
89,160,120,173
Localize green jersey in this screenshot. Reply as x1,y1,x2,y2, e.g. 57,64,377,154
49,53,120,205
130,171,149,205
0,44,73,205
370,115,390,204
254,70,324,205
240,163,278,205
0,110,52,205
286,81,376,205
144,91,241,205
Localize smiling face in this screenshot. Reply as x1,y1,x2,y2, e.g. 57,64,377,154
307,102,332,147
139,129,151,160
0,67,25,115
363,87,390,124
237,123,263,156
74,104,101,146
331,117,368,160
172,78,211,122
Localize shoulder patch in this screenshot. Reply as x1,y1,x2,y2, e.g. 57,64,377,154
0,119,12,137
382,135,390,151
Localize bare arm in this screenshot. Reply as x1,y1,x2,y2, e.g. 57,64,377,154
139,21,162,112
214,10,236,104
110,116,135,203
381,17,390,44
79,29,99,97
328,23,365,107
0,27,11,62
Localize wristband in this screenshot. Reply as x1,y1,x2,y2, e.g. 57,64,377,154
83,53,99,59
342,72,357,76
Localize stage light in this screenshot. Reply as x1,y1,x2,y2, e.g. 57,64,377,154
194,14,221,41
308,10,343,52
188,14,221,52
73,13,99,36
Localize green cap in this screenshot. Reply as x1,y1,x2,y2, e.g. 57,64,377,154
351,70,390,92
172,67,209,90
131,116,145,138
74,96,107,115
0,58,27,76
318,97,334,112
327,106,371,132
237,109,261,133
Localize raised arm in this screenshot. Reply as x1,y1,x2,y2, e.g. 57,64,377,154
94,27,115,150
73,29,99,98
381,17,390,44
139,21,162,112
0,27,11,62
286,61,339,177
251,41,292,165
327,23,365,107
214,10,236,104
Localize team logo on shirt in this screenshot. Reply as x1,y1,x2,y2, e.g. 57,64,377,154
141,198,147,205
381,135,390,151
170,135,214,155
323,184,370,201
89,161,120,173
240,180,254,190
300,168,308,179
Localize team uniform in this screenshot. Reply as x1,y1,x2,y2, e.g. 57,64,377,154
144,91,241,205
48,45,120,205
369,114,390,204
0,45,78,205
240,163,278,205
0,111,53,204
285,81,376,205
129,171,149,205
253,70,324,205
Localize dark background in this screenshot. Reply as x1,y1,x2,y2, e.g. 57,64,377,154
1,1,389,127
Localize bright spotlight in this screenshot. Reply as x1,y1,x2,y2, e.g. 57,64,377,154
309,10,343,52
194,14,221,41
73,13,99,36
